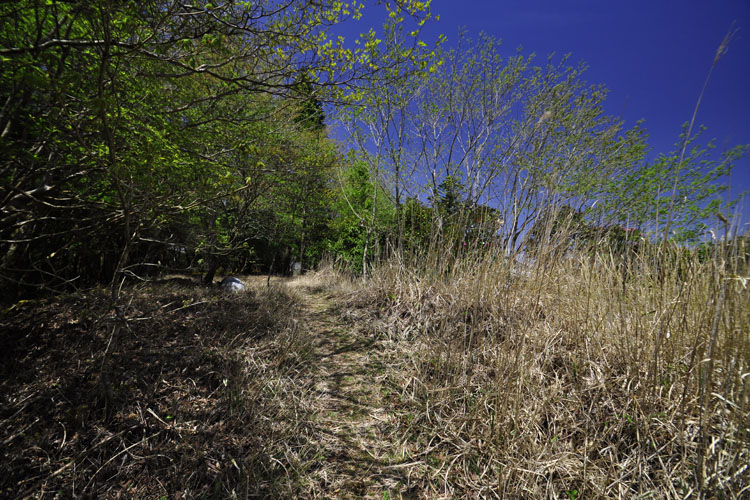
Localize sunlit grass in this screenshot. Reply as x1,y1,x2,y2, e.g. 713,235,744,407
340,223,749,498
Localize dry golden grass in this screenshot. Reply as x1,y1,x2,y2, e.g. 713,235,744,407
341,237,749,498
2,240,747,498
0,278,325,498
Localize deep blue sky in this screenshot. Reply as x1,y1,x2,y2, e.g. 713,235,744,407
427,0,750,225
335,0,750,227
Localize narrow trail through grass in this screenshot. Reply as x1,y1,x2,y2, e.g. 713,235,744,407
3,266,744,498
285,278,423,499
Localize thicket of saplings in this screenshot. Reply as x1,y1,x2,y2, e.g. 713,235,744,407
342,205,749,498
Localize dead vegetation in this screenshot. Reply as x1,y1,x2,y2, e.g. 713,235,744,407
346,241,749,499
2,241,748,499
0,278,319,498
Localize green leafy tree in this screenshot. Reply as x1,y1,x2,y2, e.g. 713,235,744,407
595,127,747,243
401,197,433,252
0,0,436,299
327,157,396,273
338,10,442,257
344,30,648,256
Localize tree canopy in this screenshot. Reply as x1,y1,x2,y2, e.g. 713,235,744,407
1,2,745,299
0,0,436,299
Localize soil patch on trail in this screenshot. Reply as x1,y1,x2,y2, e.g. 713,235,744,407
286,277,430,498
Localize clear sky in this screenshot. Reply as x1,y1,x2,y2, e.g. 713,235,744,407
419,0,750,226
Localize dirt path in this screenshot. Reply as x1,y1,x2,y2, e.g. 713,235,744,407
284,278,424,499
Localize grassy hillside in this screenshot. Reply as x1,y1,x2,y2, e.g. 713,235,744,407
2,239,746,498
351,240,749,498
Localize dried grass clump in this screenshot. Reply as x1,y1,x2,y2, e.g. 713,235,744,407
289,256,360,299
0,278,319,499
357,240,749,499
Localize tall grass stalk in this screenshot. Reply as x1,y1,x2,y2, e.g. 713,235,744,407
355,208,749,498
662,24,736,243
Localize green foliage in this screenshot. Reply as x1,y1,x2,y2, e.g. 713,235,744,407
1,0,745,300
433,176,467,218
340,29,747,256
293,75,327,132
401,197,433,251
339,31,653,254
326,158,395,273
596,126,747,242
0,0,436,297
563,489,579,500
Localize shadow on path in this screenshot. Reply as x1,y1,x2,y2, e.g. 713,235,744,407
285,280,427,499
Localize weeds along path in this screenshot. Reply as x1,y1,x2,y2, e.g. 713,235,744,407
285,277,426,499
